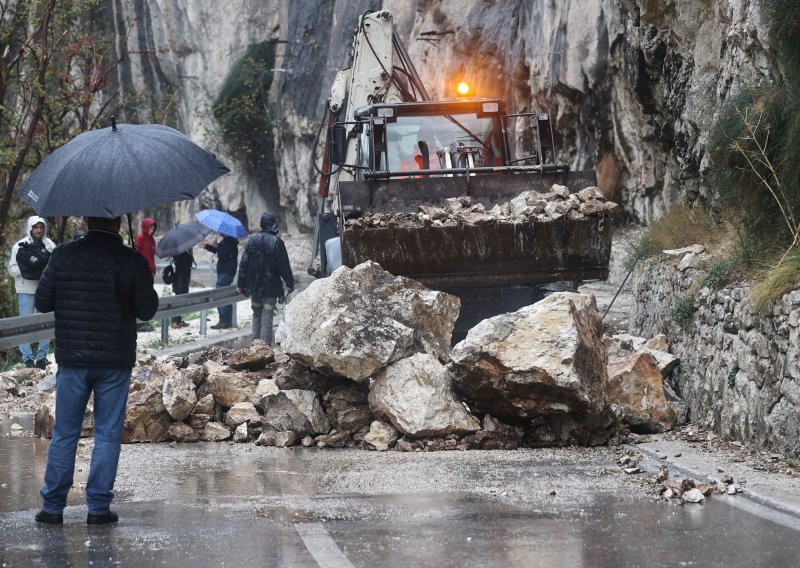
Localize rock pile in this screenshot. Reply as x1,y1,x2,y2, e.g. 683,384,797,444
345,185,619,229
14,261,684,451
618,451,744,504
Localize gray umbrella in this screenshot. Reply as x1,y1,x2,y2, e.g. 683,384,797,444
19,121,229,218
156,222,211,258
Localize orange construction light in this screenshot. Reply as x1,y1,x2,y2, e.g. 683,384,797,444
457,82,471,96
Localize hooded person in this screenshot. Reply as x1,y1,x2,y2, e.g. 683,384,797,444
7,215,57,369
235,212,294,346
133,217,157,332
134,218,157,276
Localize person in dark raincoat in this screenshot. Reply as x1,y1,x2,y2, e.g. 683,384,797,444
203,234,239,329
235,213,294,346
170,248,194,328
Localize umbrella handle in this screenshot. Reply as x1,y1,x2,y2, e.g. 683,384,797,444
126,213,135,249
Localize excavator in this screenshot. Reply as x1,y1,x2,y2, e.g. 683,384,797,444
310,10,612,335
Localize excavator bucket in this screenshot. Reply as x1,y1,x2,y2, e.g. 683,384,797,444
339,171,612,289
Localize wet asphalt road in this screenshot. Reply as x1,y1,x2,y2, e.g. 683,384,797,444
2,439,800,567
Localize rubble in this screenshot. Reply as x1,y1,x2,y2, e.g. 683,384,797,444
346,186,618,230
2,261,697,454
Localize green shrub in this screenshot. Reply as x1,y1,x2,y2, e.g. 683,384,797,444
669,296,697,327
213,41,277,169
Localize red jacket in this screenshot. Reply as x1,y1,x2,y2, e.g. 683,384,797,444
134,217,157,275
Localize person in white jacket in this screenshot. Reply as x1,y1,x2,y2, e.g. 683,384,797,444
7,216,57,369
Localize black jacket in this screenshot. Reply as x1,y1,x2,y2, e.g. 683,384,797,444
237,230,293,300
35,230,159,368
205,236,238,275
171,251,193,295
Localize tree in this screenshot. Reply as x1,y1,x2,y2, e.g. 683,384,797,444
0,0,124,247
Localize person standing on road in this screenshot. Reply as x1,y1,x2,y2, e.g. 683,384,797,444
203,234,239,329
236,212,294,346
7,215,57,369
33,216,158,526
170,248,194,328
133,217,157,332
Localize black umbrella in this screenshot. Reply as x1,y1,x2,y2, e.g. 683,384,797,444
156,222,211,258
19,120,229,218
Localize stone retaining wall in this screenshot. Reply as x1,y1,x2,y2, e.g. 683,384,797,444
630,256,800,456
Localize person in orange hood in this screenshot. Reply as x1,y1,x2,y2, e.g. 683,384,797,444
134,218,157,275
133,217,157,332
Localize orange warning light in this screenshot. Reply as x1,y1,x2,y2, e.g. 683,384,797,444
456,82,471,96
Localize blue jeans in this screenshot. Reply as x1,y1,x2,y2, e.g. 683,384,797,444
18,293,49,362
252,297,276,346
216,272,235,324
40,366,132,515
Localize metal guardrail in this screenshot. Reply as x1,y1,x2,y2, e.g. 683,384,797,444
0,286,245,350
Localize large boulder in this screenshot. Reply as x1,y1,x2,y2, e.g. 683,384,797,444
607,352,677,433
161,370,197,421
277,261,460,381
206,371,261,408
451,292,608,421
224,401,260,428
123,388,171,443
369,353,480,436
283,390,331,434
261,391,314,435
227,340,274,370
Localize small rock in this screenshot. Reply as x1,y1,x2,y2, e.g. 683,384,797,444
233,422,249,443
275,430,297,447
682,488,705,503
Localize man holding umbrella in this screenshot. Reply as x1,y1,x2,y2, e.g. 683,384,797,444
197,209,246,329
34,216,158,525
17,117,229,526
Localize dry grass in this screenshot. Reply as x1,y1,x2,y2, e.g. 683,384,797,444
623,206,724,271
647,206,723,251
751,250,800,314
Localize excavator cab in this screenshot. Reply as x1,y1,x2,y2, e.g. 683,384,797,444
309,9,612,339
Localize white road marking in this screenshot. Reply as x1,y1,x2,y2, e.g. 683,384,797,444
295,522,355,568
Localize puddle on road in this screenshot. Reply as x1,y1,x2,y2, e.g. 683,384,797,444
3,438,800,567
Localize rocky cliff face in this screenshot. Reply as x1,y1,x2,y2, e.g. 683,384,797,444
105,0,775,231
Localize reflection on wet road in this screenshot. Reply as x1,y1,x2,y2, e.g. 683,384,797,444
1,438,799,567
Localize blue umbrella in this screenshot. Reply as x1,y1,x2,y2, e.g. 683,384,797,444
156,222,211,258
19,120,229,217
196,209,247,238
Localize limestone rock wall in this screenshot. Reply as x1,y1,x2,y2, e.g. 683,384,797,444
630,259,800,456
105,0,775,232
